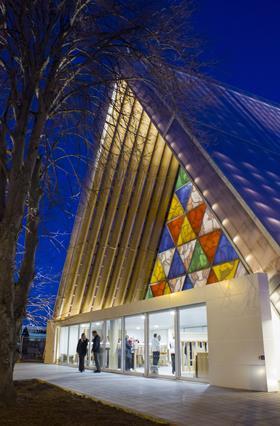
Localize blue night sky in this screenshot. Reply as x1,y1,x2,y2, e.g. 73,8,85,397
31,0,280,323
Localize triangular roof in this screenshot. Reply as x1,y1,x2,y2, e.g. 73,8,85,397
129,73,280,247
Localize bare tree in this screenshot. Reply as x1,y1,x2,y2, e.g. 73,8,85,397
0,0,201,400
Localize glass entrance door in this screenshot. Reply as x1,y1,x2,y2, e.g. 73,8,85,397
179,305,208,379
148,310,176,376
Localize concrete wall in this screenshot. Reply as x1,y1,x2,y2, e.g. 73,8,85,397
46,273,280,391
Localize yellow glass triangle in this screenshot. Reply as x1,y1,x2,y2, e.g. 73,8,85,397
213,260,239,282
164,283,171,295
177,216,196,246
150,258,166,283
167,195,184,221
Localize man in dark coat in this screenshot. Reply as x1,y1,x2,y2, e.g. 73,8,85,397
76,333,89,372
92,330,101,373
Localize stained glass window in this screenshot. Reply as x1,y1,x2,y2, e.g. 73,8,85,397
145,166,248,298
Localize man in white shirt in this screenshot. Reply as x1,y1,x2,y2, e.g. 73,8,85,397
151,333,160,373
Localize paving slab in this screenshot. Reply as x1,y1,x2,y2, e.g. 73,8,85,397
14,363,280,426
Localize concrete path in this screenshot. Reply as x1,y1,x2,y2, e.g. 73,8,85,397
14,363,280,425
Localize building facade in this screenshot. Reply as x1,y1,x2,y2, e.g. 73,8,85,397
45,79,280,391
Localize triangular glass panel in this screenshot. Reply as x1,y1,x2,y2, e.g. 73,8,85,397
168,249,186,279
158,248,176,277
150,258,166,283
187,203,207,235
235,261,247,277
189,268,210,288
177,240,196,270
213,234,239,265
207,269,218,285
175,167,190,190
199,230,222,263
145,286,154,299
186,186,203,211
167,195,184,221
164,283,171,295
213,259,239,282
188,241,210,273
158,226,174,253
167,215,185,245
199,208,220,236
182,275,193,290
175,182,192,210
150,281,167,297
168,275,186,293
177,216,196,246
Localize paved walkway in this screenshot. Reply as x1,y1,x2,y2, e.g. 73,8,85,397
14,363,280,425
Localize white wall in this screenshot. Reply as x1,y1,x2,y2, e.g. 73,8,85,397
207,274,279,391
48,273,279,391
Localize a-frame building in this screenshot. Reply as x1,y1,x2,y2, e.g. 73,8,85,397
45,76,280,391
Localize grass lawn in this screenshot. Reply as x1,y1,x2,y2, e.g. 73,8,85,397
0,380,163,425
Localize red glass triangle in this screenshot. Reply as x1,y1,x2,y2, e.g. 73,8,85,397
199,230,222,263
151,281,166,297
187,203,206,235
207,269,218,284
167,215,185,245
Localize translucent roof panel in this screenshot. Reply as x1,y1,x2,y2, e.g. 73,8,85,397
130,70,280,245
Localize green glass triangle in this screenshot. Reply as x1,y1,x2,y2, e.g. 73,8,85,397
145,286,153,299
188,241,209,273
175,167,190,190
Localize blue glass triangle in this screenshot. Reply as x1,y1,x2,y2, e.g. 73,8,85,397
159,226,174,253
213,234,239,265
175,182,192,210
182,275,193,290
168,249,186,279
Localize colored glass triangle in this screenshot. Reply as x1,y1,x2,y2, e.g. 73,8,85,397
213,234,239,265
182,275,193,290
158,226,174,253
168,249,186,279
167,195,185,221
187,203,207,235
188,241,209,273
235,262,247,277
175,167,190,190
145,286,154,299
177,240,196,270
199,230,222,263
177,216,196,246
187,186,203,211
169,275,186,293
158,248,175,277
199,208,220,235
150,281,166,297
175,182,192,210
164,283,171,295
207,269,218,285
167,215,185,245
150,258,166,283
189,268,210,288
213,260,239,282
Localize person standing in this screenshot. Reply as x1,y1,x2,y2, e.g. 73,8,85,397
92,330,101,373
151,333,160,373
169,336,175,374
125,335,132,370
76,333,89,372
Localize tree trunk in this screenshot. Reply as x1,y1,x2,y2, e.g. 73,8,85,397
0,235,17,402
0,312,17,403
